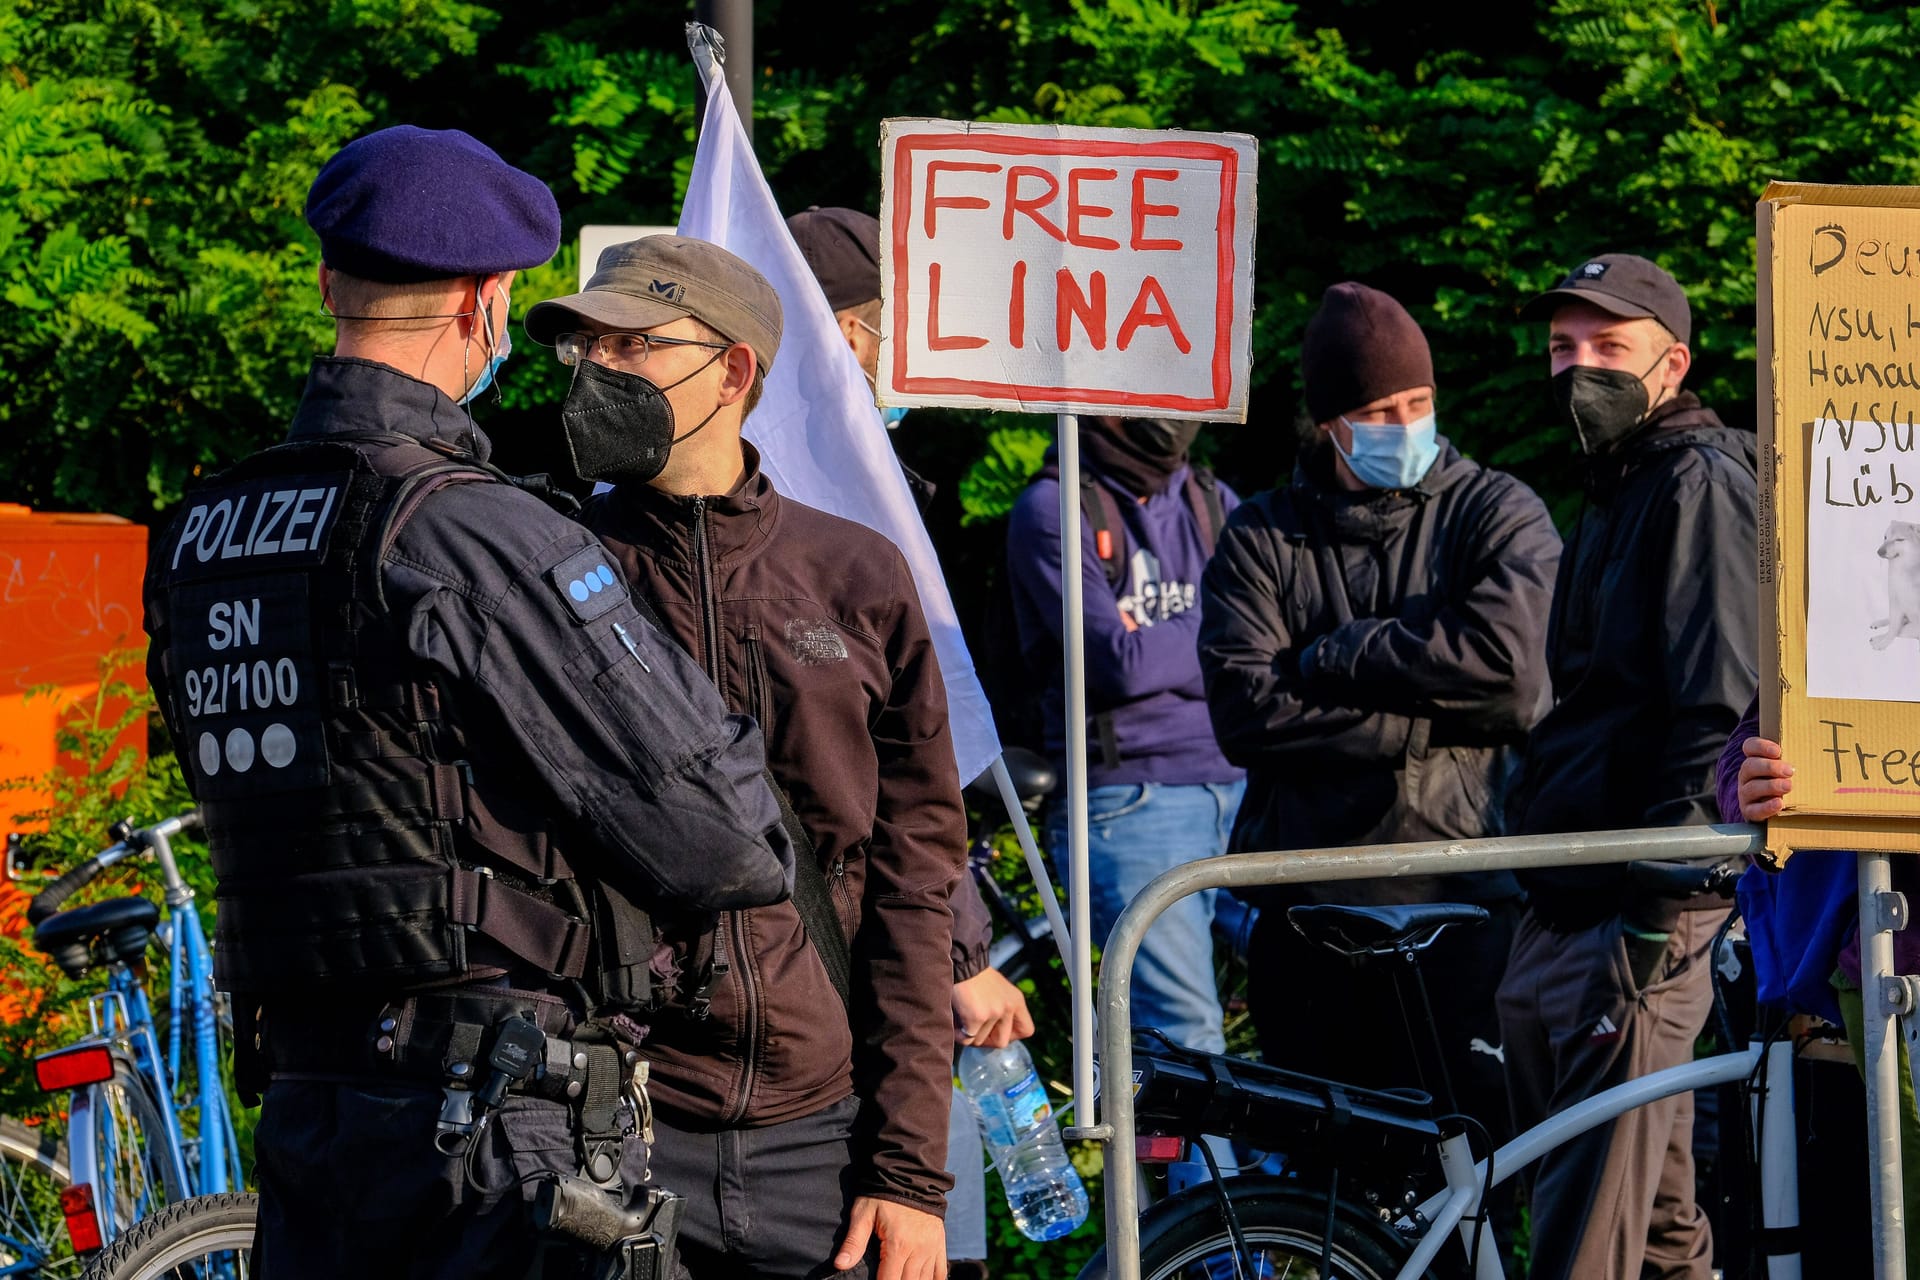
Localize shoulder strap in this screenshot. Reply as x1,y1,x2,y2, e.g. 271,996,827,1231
1079,476,1126,586
773,779,852,1010
1185,466,1225,551
1073,478,1126,768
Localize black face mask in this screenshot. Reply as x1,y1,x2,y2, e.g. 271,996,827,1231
1550,350,1671,456
1120,417,1202,458
557,354,723,487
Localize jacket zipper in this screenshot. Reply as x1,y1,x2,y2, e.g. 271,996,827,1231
724,908,759,1125
692,494,761,1126
692,497,725,685
743,625,770,730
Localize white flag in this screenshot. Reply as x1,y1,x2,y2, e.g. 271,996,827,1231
676,50,1003,785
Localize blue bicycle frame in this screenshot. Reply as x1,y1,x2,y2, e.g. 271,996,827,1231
28,811,240,1256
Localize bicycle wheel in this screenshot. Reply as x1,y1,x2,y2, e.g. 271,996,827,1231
0,1113,79,1277
1080,1177,1421,1280
81,1193,255,1279
71,1069,187,1240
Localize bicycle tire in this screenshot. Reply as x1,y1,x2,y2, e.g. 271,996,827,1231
73,1068,187,1239
81,1193,255,1280
0,1113,79,1278
1079,1176,1424,1280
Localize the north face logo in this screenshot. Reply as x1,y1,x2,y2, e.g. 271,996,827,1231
648,278,686,303
1577,261,1609,279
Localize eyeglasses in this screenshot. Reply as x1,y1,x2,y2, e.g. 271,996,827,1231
555,330,731,369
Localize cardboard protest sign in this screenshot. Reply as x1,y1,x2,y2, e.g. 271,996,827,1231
877,119,1257,421
1756,183,1920,855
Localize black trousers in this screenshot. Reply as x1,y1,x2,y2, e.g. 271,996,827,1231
647,1093,874,1280
253,1081,647,1279
1246,898,1518,1143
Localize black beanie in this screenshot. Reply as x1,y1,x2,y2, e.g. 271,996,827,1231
1300,283,1435,423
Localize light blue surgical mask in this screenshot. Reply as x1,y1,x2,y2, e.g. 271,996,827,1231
881,406,909,429
1334,413,1440,490
459,289,512,405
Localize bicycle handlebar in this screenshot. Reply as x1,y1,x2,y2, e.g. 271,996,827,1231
27,854,117,926
1627,859,1740,902
23,811,202,926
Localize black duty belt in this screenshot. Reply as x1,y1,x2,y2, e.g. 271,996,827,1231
263,986,590,1098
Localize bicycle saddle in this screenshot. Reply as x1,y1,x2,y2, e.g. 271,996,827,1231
963,747,1059,811
1287,902,1488,957
35,897,160,978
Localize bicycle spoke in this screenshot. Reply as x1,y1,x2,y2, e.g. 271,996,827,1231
0,1118,79,1279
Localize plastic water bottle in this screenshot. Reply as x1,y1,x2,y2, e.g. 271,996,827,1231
958,1043,1090,1240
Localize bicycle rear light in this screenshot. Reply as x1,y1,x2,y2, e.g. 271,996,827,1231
59,1183,102,1253
33,1044,114,1091
1135,1134,1186,1164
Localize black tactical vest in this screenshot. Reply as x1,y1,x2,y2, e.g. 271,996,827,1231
146,435,599,995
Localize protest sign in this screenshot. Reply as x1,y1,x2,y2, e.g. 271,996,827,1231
877,119,1257,420
1756,182,1920,856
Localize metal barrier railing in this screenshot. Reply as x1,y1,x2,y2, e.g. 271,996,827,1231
1067,824,1910,1280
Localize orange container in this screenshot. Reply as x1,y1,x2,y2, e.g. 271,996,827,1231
0,504,149,832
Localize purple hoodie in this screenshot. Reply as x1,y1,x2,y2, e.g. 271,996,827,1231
1006,458,1243,789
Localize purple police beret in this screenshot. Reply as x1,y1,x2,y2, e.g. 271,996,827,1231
305,125,561,284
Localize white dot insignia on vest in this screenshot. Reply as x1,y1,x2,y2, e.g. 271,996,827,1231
549,549,626,623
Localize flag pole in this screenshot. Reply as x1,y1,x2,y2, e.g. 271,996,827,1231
1056,411,1100,1129
989,754,1072,966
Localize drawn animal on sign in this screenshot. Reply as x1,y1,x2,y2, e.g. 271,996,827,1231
1870,520,1920,649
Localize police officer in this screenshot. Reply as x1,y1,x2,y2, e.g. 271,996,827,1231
141,126,794,1278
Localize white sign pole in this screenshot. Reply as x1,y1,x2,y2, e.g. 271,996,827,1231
875,112,1258,1144
1057,410,1099,1125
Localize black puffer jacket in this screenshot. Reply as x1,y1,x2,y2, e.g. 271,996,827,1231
1199,440,1560,905
1511,394,1758,930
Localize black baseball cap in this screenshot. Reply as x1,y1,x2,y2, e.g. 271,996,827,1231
787,207,881,311
1522,253,1691,345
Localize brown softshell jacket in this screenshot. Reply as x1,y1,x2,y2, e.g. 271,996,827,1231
586,445,968,1216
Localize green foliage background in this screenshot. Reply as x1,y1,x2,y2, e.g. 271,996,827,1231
5,0,1920,1270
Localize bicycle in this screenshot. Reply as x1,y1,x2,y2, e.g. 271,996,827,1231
1081,861,1806,1279
1,811,243,1266
79,1194,253,1280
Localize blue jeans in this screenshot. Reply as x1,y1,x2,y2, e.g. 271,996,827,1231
945,1087,988,1260
1048,779,1246,1055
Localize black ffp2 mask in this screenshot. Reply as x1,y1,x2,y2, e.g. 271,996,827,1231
557,355,723,487
1120,417,1202,458
1550,350,1672,456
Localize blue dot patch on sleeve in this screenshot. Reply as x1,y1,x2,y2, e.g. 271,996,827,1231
548,546,627,623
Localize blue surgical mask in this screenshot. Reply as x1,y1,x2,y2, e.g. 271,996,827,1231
881,406,909,429
459,289,512,405
1334,414,1440,490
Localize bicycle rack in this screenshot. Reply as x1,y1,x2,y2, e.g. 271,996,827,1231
1076,823,1898,1280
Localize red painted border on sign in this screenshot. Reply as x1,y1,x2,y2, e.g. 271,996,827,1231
887,131,1241,411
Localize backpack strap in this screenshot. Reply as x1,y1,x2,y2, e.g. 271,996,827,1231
1075,476,1125,770
774,779,852,1010
1079,475,1127,586
1185,465,1226,551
